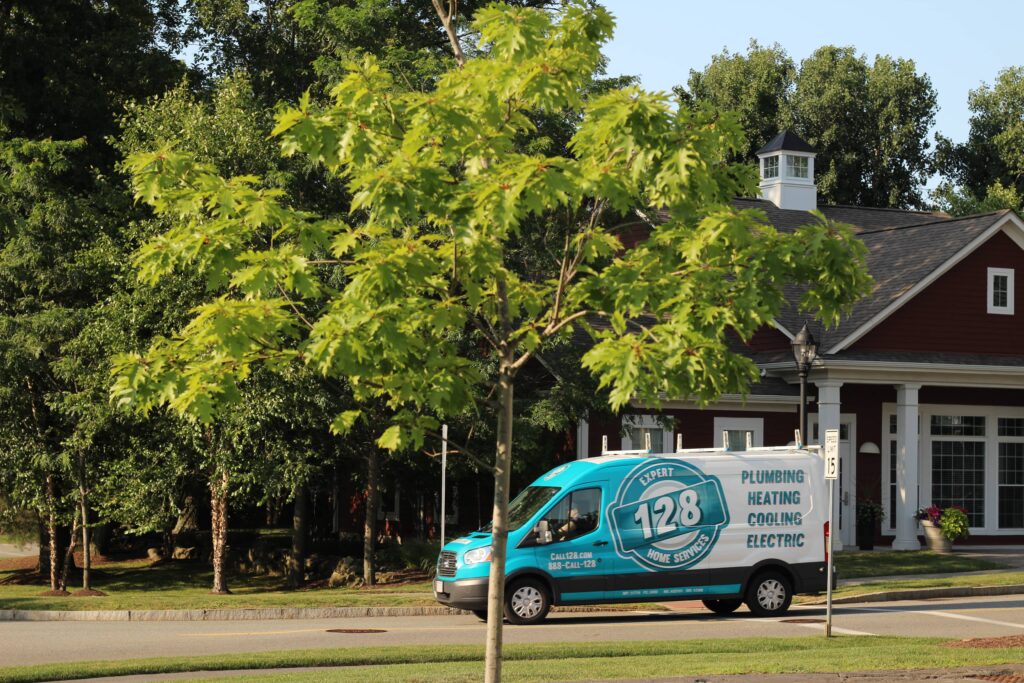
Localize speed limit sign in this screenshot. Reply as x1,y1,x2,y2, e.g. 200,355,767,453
824,429,839,480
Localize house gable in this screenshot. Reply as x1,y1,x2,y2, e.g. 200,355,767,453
850,228,1024,355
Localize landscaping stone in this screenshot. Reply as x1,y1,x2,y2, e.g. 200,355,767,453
327,556,362,588
146,547,164,562
171,546,198,560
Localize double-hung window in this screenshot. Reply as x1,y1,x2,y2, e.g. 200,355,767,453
988,267,1014,315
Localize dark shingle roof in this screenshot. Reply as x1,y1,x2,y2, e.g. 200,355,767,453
756,130,816,155
773,210,1011,350
754,349,1024,368
733,198,947,234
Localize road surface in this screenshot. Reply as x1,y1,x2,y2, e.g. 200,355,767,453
1,594,1022,668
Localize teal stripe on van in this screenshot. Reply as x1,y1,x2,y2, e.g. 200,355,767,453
561,584,741,601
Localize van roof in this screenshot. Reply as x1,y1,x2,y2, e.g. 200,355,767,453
532,448,818,488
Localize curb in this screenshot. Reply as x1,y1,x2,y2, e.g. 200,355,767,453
803,583,1024,605
0,604,645,622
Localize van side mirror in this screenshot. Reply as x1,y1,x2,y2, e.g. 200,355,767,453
534,520,552,545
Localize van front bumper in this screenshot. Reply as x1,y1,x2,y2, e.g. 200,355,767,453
433,577,488,611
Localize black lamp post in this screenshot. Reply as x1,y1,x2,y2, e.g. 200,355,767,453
791,323,818,447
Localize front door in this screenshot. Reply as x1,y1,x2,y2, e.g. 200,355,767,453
530,485,613,603
812,419,856,548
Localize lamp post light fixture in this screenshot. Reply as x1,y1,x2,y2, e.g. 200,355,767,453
791,323,818,446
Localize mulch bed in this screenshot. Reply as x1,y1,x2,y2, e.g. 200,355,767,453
947,635,1024,648
72,588,108,597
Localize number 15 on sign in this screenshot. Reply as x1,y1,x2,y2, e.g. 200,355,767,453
824,430,839,480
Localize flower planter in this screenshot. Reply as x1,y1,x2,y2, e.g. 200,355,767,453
920,519,951,553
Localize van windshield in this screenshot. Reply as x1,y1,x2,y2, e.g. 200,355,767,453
482,486,559,532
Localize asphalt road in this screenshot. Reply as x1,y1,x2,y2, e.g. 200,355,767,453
1,594,1022,668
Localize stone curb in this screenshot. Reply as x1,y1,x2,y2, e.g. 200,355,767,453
803,583,1024,605
0,604,640,622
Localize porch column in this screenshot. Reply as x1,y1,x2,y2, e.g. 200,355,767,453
892,383,922,550
815,381,843,546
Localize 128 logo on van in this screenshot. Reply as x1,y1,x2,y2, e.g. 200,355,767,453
608,459,729,571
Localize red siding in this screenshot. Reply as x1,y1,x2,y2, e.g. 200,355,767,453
745,325,792,353
852,231,1024,354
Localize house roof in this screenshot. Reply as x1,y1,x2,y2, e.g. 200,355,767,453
772,210,1014,351
755,130,817,155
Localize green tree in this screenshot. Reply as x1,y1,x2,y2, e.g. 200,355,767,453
111,3,871,679
675,40,795,162
683,43,937,208
934,66,1024,215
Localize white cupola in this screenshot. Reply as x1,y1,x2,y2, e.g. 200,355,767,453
756,130,817,211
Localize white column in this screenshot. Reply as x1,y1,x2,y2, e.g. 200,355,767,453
815,381,843,547
892,384,922,550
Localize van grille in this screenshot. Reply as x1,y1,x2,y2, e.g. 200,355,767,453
438,551,458,577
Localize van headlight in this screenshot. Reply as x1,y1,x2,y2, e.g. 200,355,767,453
463,546,492,565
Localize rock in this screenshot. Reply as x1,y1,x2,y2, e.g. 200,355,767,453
146,547,164,562
328,556,363,588
172,546,198,560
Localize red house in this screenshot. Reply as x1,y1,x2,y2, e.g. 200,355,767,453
576,131,1024,550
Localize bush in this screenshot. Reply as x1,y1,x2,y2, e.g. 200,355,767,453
939,507,970,542
377,539,440,575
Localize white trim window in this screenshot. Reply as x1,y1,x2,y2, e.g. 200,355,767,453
762,156,779,179
786,155,808,179
713,417,764,451
987,267,1014,315
622,414,674,453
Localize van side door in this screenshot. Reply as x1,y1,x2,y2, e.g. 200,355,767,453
522,484,612,603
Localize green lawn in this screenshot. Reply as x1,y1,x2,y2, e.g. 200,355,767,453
0,560,435,611
834,550,1006,578
0,637,1020,683
811,570,1024,603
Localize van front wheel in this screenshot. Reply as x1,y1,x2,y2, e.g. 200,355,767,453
702,598,742,614
745,571,792,617
504,578,550,625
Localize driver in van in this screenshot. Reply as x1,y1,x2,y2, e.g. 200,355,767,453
556,506,581,540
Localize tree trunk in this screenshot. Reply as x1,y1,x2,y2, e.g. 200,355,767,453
209,468,230,594
363,448,380,586
287,483,309,589
59,510,80,592
45,473,59,591
484,360,514,683
77,451,91,591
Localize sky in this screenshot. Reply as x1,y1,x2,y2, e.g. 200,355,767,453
598,0,1023,147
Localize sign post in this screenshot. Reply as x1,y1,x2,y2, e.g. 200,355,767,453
823,428,839,638
440,424,448,547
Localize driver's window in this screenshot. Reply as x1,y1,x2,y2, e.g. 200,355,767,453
544,488,601,543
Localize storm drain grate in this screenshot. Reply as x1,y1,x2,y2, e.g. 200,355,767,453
326,628,387,634
780,618,825,624
971,676,1024,683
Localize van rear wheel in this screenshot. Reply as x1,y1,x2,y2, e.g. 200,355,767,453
702,598,742,614
504,578,550,625
745,571,792,617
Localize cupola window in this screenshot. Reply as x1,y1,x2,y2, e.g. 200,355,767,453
787,155,809,179
988,267,1014,315
763,155,779,179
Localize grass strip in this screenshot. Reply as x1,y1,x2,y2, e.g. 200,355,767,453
2,637,1023,683
834,551,1005,579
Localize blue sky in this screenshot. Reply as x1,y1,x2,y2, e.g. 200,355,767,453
599,0,1023,147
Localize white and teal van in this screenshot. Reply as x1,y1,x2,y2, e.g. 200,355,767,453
433,445,828,624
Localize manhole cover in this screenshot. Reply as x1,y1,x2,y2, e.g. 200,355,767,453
326,628,386,634
781,618,825,624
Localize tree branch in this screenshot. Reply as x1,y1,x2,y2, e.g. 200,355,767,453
431,0,465,67
422,428,494,474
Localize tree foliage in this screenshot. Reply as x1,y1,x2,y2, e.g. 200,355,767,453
934,66,1024,215
680,42,938,209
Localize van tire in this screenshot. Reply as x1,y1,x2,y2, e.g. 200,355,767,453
744,571,792,617
471,609,488,622
504,578,550,625
702,598,743,614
